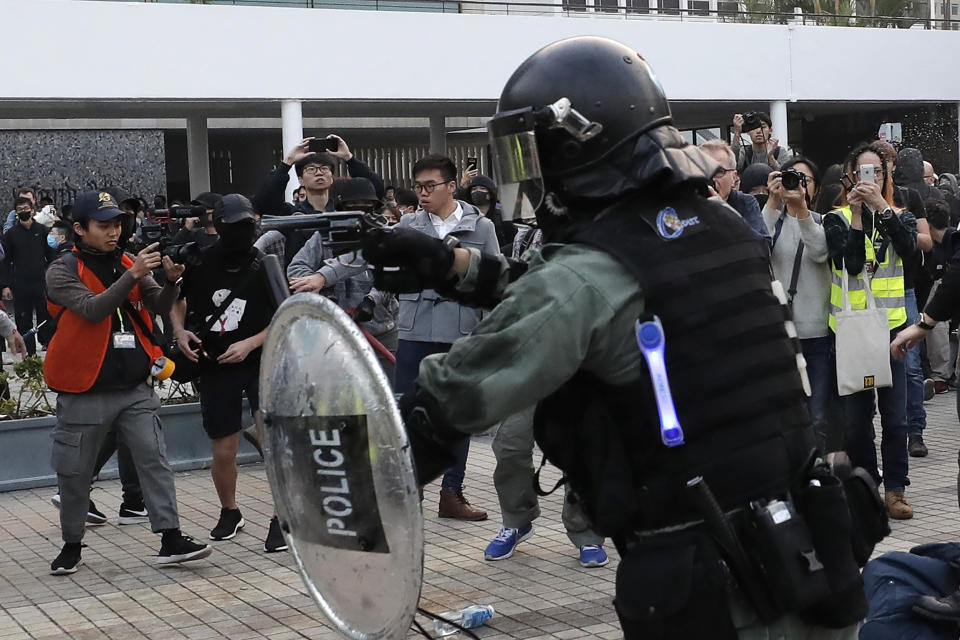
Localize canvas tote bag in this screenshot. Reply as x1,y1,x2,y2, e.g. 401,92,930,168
834,263,893,396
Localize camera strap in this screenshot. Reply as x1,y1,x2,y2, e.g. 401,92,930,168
191,253,263,343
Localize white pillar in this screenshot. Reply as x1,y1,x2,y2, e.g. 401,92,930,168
769,99,788,153
429,115,447,155
281,99,304,203
186,115,210,197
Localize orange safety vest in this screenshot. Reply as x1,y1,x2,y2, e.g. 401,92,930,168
44,251,163,393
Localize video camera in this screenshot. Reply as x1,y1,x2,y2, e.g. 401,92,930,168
258,211,387,257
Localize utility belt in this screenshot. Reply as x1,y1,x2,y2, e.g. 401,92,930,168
612,454,888,640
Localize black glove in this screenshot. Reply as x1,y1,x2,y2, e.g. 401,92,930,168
352,295,376,323
361,227,456,293
398,387,466,486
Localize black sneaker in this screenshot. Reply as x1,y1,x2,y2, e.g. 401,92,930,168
264,516,288,553
209,508,245,540
157,531,212,565
118,503,150,526
50,543,83,575
50,495,107,526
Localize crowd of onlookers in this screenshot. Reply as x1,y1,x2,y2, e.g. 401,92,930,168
13,122,960,577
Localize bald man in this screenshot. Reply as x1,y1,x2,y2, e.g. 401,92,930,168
924,161,937,186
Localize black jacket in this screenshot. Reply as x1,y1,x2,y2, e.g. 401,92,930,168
252,157,385,216
0,221,56,290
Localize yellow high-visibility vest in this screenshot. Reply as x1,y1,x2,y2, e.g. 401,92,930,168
828,206,907,331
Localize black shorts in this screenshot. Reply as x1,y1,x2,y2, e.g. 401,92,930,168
197,364,260,440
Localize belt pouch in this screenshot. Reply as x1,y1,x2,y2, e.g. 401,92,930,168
614,529,737,640
743,499,831,612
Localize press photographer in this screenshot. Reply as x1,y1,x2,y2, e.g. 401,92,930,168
731,111,792,172
169,194,285,553
44,190,211,576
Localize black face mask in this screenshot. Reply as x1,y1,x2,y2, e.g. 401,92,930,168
217,220,256,254
753,193,769,209
17,210,32,222
470,191,491,207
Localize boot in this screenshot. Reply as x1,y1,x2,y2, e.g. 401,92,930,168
908,434,928,458
438,489,488,521
913,589,960,622
884,490,914,520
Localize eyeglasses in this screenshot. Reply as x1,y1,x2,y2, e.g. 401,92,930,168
302,165,332,176
714,167,737,177
413,180,452,194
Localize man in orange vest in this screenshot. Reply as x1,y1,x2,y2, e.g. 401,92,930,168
44,190,212,576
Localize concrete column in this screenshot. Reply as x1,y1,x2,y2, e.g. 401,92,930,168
281,99,304,203
186,115,210,197
429,115,447,155
769,99,788,153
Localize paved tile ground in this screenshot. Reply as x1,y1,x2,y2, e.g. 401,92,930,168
1,391,959,639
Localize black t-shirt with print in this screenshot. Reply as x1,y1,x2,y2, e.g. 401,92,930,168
179,246,275,368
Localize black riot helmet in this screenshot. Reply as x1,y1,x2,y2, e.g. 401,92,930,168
489,36,673,221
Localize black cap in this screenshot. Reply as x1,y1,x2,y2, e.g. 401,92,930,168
213,194,256,224
332,178,379,206
191,192,223,210
740,163,773,193
72,190,125,222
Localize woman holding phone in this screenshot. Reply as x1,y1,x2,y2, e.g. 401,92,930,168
823,141,918,520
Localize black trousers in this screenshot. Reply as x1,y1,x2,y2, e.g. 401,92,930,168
12,286,51,355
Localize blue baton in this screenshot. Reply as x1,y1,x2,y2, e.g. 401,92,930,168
635,316,685,448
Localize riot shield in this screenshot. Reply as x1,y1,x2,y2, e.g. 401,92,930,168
260,293,422,640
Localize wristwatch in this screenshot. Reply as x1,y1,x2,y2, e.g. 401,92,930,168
916,316,936,331
166,276,183,287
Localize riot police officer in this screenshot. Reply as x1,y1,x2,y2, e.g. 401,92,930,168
363,36,873,639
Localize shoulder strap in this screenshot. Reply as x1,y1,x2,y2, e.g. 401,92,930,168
772,212,787,247
787,241,805,305
193,253,263,342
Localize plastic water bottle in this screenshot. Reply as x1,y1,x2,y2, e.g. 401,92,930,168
433,604,495,637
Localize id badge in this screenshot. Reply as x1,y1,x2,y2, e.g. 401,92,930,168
865,261,877,276
112,332,137,349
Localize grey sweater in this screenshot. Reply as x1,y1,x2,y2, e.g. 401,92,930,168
762,204,831,339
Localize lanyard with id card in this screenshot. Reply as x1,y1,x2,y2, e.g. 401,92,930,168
112,309,137,349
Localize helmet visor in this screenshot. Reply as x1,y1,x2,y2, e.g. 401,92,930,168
488,108,544,222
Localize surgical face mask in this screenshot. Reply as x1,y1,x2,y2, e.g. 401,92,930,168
47,235,60,248
17,210,32,222
470,191,491,207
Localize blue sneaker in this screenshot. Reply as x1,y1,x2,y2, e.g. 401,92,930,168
579,545,609,568
484,524,534,560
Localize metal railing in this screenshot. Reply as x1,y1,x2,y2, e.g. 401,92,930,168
80,0,960,28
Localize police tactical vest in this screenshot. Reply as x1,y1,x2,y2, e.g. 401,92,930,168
534,193,814,535
828,205,907,331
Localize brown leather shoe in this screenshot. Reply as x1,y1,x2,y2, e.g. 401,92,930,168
885,491,914,520
438,490,488,521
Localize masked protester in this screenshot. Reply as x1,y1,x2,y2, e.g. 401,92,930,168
363,36,875,639
44,190,210,576
169,194,285,553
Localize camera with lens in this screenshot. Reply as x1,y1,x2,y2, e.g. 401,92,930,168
162,241,206,267
780,168,806,192
741,111,763,133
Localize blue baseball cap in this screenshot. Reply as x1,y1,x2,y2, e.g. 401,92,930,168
72,190,125,222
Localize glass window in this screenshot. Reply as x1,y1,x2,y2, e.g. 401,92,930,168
628,0,651,13
689,0,710,14
597,0,621,12
659,0,680,13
